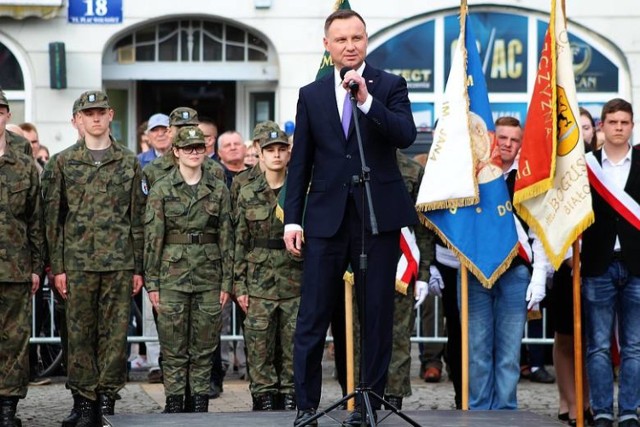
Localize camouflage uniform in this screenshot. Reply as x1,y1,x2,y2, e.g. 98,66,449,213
0,144,44,400
233,129,301,410
144,127,233,408
6,129,33,158
41,92,145,405
384,151,434,402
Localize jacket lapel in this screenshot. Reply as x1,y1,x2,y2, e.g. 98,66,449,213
318,73,344,140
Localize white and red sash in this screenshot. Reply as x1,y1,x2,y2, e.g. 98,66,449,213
585,152,640,231
396,227,420,295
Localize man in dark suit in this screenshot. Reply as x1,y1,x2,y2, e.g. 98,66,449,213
283,9,417,426
582,98,640,427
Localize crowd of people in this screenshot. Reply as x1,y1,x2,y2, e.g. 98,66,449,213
1,8,639,427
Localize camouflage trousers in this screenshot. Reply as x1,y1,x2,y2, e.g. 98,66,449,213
0,283,31,397
66,270,132,401
419,292,446,369
157,288,221,397
385,284,416,397
244,296,300,395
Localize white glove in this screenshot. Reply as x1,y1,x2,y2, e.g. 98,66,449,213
428,265,444,297
526,268,547,310
414,281,428,309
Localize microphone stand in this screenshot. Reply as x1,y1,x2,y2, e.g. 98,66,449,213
300,91,420,427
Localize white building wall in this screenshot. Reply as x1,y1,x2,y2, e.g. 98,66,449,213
0,0,638,153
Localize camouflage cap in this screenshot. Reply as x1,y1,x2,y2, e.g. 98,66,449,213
173,126,206,148
77,90,110,111
169,107,199,127
72,93,86,115
252,120,280,141
260,129,290,149
0,89,8,108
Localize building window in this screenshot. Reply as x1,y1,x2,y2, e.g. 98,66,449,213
111,19,269,64
0,42,25,90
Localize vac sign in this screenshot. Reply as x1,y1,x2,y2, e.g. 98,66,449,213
68,0,122,24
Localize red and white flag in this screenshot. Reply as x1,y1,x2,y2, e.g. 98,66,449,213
513,0,594,269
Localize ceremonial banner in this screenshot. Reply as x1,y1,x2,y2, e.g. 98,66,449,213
417,14,518,287
513,0,594,269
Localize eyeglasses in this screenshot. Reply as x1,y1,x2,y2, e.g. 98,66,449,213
180,145,206,154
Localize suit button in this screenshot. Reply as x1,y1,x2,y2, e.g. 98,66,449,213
346,154,352,159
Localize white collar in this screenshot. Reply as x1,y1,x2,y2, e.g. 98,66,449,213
333,62,367,88
602,143,632,166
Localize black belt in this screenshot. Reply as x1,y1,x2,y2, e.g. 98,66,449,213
252,238,286,250
612,251,623,261
165,233,218,244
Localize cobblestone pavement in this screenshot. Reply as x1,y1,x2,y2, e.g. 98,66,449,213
16,344,573,427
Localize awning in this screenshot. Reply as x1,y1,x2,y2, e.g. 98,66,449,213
0,0,63,20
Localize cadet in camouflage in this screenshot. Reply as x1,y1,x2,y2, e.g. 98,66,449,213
229,120,280,209
41,90,145,424
383,151,434,408
234,128,301,411
144,126,233,413
0,93,44,427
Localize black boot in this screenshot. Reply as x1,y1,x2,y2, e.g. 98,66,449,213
0,397,19,427
281,393,297,411
75,397,98,427
252,393,275,411
191,394,209,413
162,395,183,414
99,394,115,416
61,394,81,427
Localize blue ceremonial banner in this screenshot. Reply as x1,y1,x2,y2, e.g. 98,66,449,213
417,14,518,287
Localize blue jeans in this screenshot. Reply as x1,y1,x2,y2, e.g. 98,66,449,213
461,264,529,409
582,261,640,420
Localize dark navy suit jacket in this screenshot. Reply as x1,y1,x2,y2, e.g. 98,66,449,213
284,64,418,236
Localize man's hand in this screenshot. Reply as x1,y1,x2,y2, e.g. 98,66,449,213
428,265,445,297
284,230,304,257
237,294,249,313
54,273,68,300
148,291,159,309
220,291,231,307
414,280,428,309
31,273,40,295
342,69,369,106
132,275,144,296
526,269,547,310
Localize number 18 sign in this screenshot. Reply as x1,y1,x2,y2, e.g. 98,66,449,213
68,0,122,24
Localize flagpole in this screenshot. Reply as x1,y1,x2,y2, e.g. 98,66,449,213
461,265,469,410
572,242,584,427
459,0,470,412
345,282,355,410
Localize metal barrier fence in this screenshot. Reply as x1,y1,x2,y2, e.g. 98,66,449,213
30,286,555,346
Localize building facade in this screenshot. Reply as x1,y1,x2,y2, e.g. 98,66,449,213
0,0,635,154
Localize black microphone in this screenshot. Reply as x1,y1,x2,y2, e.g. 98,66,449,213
340,67,359,95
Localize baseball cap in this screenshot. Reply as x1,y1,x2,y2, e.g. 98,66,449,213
169,107,199,127
147,113,170,131
77,90,110,111
173,126,205,148
259,129,290,149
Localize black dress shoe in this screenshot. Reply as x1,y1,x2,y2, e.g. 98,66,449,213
619,419,640,427
529,367,555,384
343,408,378,426
593,418,613,427
293,408,317,426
